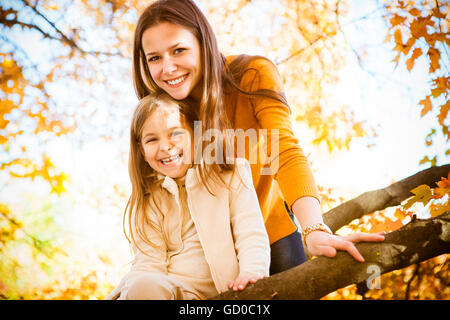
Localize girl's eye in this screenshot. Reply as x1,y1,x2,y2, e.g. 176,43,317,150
144,137,157,143
171,130,184,137
148,56,160,63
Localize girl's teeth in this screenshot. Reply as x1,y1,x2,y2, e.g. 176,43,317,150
167,76,186,85
161,154,180,164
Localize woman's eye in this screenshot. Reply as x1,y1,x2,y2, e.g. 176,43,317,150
174,48,186,55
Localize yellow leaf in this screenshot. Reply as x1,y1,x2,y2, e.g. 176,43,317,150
429,202,450,217
409,8,421,17
403,184,432,209
406,47,422,71
419,96,432,117
427,47,441,73
438,100,449,126
390,15,407,27
394,28,403,46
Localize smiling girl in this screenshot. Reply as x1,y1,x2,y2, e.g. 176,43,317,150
106,92,270,299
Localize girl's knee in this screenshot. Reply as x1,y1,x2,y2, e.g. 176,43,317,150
126,273,173,300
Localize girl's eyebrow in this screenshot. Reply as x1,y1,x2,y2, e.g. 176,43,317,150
142,126,184,138
146,43,182,56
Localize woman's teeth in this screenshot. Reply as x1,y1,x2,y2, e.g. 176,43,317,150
160,154,181,164
167,75,187,85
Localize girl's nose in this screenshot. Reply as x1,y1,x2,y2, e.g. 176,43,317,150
160,142,176,153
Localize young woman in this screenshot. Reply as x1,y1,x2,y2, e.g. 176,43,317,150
107,92,270,300
131,0,385,274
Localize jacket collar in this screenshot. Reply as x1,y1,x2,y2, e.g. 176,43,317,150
157,167,198,196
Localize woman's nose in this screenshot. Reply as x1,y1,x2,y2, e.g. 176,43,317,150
162,57,177,75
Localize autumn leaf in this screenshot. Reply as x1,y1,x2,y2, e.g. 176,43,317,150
431,77,449,99
427,47,441,73
438,101,449,126
409,8,421,17
394,28,403,46
369,221,386,234
406,47,422,71
386,218,404,232
419,96,433,117
429,202,450,217
394,207,414,220
390,14,407,27
434,172,450,199
403,184,432,209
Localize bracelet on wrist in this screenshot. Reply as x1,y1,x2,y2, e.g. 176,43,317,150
302,222,332,240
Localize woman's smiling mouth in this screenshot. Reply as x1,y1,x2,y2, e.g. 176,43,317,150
165,74,188,87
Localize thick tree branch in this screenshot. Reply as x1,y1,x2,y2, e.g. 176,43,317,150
212,211,450,300
323,164,450,232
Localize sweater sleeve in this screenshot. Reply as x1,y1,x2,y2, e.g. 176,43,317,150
240,57,320,208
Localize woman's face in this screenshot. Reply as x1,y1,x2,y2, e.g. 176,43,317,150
141,22,202,101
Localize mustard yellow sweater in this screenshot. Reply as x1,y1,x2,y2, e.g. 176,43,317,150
224,56,320,244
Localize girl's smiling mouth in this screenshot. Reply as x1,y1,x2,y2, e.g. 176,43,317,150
159,151,183,165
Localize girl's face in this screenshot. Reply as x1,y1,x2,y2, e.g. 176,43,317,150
140,104,193,179
142,22,202,101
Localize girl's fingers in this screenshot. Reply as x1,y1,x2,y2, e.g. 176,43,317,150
231,274,264,291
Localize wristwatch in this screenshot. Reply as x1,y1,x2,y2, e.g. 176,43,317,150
302,222,333,240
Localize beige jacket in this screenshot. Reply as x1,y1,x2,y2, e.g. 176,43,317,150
107,158,270,299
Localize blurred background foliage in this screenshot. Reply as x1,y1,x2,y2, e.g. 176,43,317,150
0,0,448,299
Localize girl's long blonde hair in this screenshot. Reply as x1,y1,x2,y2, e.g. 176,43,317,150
125,92,234,252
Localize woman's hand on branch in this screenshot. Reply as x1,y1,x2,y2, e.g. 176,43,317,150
305,231,386,262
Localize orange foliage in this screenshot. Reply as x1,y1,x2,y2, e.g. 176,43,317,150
384,0,450,164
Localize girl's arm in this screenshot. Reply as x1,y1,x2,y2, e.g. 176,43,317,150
228,158,271,290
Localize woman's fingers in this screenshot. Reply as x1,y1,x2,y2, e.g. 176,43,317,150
342,232,385,243
331,238,365,262
306,230,386,262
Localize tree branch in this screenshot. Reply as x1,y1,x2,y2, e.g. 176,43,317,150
211,211,450,300
323,164,450,232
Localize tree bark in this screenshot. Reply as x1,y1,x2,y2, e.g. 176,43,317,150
211,211,450,300
323,164,450,232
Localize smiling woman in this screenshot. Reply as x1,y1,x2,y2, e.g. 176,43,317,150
141,22,203,101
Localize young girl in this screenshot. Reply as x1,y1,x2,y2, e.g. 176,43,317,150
131,0,385,274
106,92,270,300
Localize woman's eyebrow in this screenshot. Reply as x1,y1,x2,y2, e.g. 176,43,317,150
146,43,182,56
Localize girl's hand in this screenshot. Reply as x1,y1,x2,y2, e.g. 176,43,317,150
305,231,386,262
227,273,265,291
